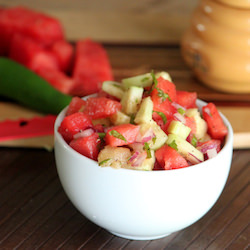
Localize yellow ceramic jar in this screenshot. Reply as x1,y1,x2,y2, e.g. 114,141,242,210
181,0,250,93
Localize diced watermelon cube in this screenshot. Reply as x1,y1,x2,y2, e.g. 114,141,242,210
58,112,93,143
36,68,74,95
176,90,197,109
9,34,59,72
202,103,228,140
71,39,113,96
69,132,100,160
155,145,189,170
0,6,64,53
83,96,122,119
105,124,140,147
50,40,74,72
151,77,177,121
66,97,86,116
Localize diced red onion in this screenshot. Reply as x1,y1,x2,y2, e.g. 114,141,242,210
136,128,155,143
197,142,217,154
129,151,147,167
207,148,217,159
172,102,186,111
129,151,140,162
187,152,203,165
173,112,186,124
73,128,94,139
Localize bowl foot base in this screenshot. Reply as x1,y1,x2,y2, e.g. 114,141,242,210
109,231,171,241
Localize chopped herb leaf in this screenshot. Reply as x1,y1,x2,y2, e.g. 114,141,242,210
112,83,122,89
143,142,152,158
151,70,158,87
153,111,167,124
109,130,127,142
169,140,178,151
191,135,198,147
98,132,106,139
177,108,185,115
157,88,171,102
152,137,157,144
130,114,136,124
141,76,150,82
99,158,111,166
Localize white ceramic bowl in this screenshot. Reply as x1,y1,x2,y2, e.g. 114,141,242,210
54,99,233,240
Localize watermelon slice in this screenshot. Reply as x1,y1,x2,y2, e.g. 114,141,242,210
9,34,59,72
50,40,74,73
0,6,64,54
71,39,113,96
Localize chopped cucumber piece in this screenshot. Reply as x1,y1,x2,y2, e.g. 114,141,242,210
155,71,172,82
167,120,191,139
110,111,131,125
134,96,153,124
140,121,168,150
102,81,124,99
121,86,143,115
167,134,204,164
185,108,207,140
122,73,153,89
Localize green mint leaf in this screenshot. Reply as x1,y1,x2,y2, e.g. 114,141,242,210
98,132,106,139
191,135,198,147
177,108,185,115
157,88,171,102
141,76,150,82
153,111,167,124
99,158,111,166
130,114,136,124
169,140,178,151
152,137,157,144
109,130,127,142
151,70,158,88
143,142,152,158
112,83,122,89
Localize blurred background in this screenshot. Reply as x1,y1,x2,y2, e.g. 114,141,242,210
0,0,198,44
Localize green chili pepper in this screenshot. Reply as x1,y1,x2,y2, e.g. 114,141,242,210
0,57,72,114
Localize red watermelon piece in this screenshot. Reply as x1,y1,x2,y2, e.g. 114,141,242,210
105,124,140,147
0,6,64,54
66,97,86,116
83,96,122,119
176,90,197,109
69,132,100,160
71,39,113,96
58,112,93,143
155,145,189,170
50,40,74,73
202,103,228,140
9,34,59,72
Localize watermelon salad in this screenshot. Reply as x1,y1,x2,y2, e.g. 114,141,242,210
58,71,228,171
0,6,113,97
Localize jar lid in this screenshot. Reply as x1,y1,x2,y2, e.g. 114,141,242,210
215,0,250,9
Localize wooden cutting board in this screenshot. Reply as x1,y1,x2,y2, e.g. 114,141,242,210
0,102,249,149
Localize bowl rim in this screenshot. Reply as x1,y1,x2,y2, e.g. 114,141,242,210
54,98,233,175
